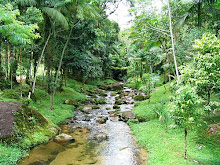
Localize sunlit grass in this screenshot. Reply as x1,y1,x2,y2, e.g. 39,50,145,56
131,83,220,165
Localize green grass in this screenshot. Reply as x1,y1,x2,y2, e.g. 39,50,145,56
130,120,220,165
133,83,171,120
0,144,27,165
29,86,88,124
131,83,220,165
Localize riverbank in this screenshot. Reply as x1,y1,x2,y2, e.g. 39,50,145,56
129,83,220,165
0,79,115,165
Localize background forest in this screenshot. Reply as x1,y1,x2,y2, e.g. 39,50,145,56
0,0,219,164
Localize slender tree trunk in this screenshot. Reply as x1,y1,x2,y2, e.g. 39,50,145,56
31,33,51,95
165,41,171,82
59,69,64,91
19,46,23,99
5,42,10,79
184,128,188,159
167,0,179,83
207,90,211,119
64,69,67,87
198,1,202,27
50,27,73,110
9,46,17,89
149,65,153,74
27,45,34,85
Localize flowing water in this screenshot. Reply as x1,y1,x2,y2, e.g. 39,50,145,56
19,87,147,165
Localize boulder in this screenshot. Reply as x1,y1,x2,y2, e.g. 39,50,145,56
133,95,145,101
65,99,79,106
93,133,108,142
92,105,100,109
111,83,123,91
118,111,136,122
115,100,123,105
110,92,117,96
0,101,48,139
82,115,91,121
113,105,120,109
82,105,93,113
96,117,108,124
95,98,106,105
54,133,75,143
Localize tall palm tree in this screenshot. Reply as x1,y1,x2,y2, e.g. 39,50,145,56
49,0,101,109
18,0,69,96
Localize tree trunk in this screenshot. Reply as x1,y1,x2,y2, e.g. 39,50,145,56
9,46,17,89
165,41,171,82
184,128,188,159
167,0,180,83
5,42,10,79
31,33,51,95
198,1,202,27
50,26,73,110
19,46,23,99
207,90,211,119
140,63,143,80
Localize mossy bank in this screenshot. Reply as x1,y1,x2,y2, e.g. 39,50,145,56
0,79,115,165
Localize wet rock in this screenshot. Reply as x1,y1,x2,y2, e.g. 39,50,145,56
113,105,120,109
111,83,123,91
118,111,136,122
54,133,75,143
90,95,97,98
95,98,106,104
115,109,120,112
100,92,108,97
98,84,109,90
108,111,116,114
106,107,111,110
115,100,123,105
47,126,60,134
82,105,93,114
92,105,100,109
93,133,108,142
82,115,91,121
115,96,120,100
96,117,108,124
109,117,119,122
133,95,145,101
110,92,117,96
65,99,79,106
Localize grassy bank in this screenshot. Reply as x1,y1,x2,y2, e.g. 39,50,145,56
0,78,115,165
130,83,220,165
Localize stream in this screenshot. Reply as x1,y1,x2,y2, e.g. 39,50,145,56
19,86,147,165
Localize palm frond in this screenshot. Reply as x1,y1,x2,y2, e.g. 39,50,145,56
77,3,101,19
41,7,69,30
174,12,190,31
18,0,37,6
86,51,101,64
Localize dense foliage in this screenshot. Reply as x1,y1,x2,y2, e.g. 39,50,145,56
0,0,219,164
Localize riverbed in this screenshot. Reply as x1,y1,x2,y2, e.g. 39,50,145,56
19,86,147,165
